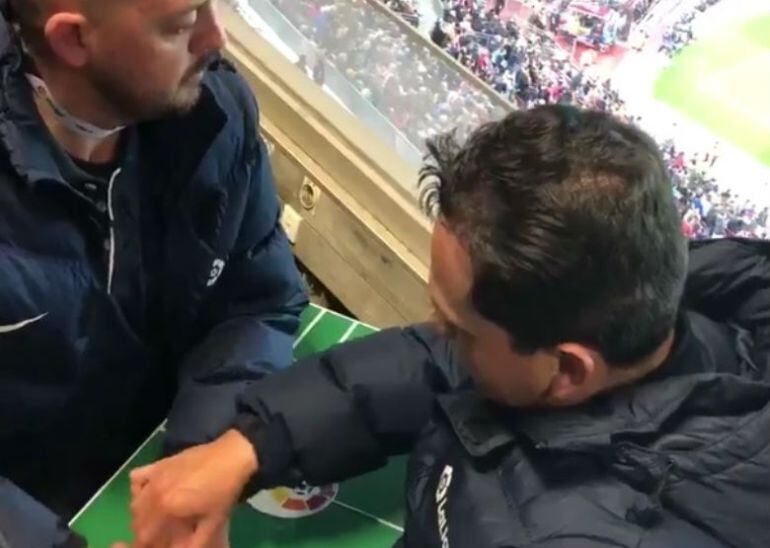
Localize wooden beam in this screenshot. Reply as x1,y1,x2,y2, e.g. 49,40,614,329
222,4,431,259
262,119,430,326
220,3,439,325
294,219,407,326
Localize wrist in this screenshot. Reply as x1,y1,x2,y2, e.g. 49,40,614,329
219,428,259,482
232,412,294,497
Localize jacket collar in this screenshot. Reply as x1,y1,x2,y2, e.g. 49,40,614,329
0,9,70,186
0,0,11,55
440,313,770,458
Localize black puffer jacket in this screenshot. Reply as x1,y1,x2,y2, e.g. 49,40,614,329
0,1,307,545
235,239,770,547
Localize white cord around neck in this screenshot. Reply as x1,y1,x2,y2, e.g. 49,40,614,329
26,73,126,139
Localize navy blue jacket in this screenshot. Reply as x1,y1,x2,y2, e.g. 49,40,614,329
0,3,307,545
236,239,770,547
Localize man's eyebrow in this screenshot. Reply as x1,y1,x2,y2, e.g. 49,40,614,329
166,0,208,19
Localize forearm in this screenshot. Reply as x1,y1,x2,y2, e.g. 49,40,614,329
163,313,304,455
232,325,463,491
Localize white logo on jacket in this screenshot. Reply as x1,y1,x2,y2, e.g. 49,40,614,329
436,465,454,548
207,259,226,287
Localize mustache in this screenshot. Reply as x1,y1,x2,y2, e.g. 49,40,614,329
186,50,223,80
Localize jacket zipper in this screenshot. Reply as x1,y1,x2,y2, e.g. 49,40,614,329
106,167,122,294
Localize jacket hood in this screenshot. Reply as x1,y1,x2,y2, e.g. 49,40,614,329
0,0,15,61
0,0,10,46
0,0,74,188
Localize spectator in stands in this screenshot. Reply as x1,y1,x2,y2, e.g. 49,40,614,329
431,18,450,47
312,55,326,86
295,53,308,72
657,0,724,58
126,106,770,548
0,0,307,545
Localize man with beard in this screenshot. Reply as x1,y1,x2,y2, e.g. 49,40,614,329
0,0,307,545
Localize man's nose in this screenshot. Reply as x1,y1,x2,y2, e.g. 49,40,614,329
192,2,227,56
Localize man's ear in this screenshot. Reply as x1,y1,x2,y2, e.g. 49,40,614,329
44,12,89,67
542,343,599,407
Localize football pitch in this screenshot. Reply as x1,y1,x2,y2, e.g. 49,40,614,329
71,305,407,547
654,12,770,167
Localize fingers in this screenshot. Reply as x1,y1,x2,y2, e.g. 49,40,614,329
186,516,224,548
168,519,197,548
130,483,169,547
125,517,194,548
130,476,148,499
130,462,157,485
130,463,156,500
210,520,230,548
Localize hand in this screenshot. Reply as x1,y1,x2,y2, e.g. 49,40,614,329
127,429,258,548
111,519,228,548
111,519,193,548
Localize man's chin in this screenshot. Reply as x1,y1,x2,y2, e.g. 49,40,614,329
89,68,205,123
166,84,204,117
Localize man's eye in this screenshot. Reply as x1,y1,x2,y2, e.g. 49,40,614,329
169,14,197,34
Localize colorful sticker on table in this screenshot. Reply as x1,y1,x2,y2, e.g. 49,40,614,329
247,482,339,518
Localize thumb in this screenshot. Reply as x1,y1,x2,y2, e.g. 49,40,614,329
130,462,157,485
111,543,130,548
186,516,224,548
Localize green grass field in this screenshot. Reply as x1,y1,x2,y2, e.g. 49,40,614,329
654,12,770,167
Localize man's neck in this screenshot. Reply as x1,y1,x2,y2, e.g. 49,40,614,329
31,62,125,163
34,99,122,163
602,329,677,393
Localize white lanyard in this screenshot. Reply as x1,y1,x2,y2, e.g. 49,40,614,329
25,73,125,139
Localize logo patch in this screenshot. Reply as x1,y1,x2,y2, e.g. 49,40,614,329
247,482,339,518
435,465,454,548
207,259,226,287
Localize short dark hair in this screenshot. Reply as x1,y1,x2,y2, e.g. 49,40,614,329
420,105,687,365
6,0,40,28
6,0,45,52
7,0,109,54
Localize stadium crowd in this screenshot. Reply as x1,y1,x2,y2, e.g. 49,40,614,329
383,0,421,26
268,0,766,239
431,0,768,239
665,142,769,239
432,1,639,114
659,0,723,57
271,0,506,144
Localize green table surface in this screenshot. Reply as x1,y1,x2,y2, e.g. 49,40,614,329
71,305,406,547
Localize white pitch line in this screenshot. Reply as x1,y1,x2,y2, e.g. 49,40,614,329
293,310,326,349
323,306,378,333
331,500,405,533
338,321,360,344
68,422,167,526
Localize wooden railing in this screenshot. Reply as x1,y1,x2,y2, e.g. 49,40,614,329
222,3,432,326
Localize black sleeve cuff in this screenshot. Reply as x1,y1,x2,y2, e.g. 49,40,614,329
232,413,297,498
58,531,87,548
